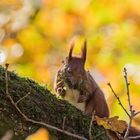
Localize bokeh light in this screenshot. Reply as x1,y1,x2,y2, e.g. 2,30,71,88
0,48,7,64
10,43,24,58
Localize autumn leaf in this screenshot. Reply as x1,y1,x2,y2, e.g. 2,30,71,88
26,128,49,140
96,116,127,133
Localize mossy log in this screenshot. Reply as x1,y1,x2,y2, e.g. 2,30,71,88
0,66,111,140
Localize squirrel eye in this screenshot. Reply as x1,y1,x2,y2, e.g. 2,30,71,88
67,67,72,74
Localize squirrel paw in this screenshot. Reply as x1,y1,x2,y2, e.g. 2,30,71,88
56,87,66,97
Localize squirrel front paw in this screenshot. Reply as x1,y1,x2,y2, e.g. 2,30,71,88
56,87,66,97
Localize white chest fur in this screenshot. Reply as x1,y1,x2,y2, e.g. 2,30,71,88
64,85,85,112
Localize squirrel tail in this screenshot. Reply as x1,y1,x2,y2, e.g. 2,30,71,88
128,126,140,139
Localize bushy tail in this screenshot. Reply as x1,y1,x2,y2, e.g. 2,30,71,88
128,127,140,140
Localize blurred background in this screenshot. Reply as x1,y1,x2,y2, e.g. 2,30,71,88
0,0,140,128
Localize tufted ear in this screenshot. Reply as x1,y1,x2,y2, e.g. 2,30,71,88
68,39,75,62
81,40,87,64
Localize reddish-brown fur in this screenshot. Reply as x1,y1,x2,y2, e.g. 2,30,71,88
54,40,109,117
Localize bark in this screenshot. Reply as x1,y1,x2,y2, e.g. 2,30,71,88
0,66,111,140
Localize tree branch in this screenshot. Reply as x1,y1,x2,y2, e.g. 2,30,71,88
4,64,88,140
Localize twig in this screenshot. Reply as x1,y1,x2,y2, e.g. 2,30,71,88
123,68,135,138
89,111,95,140
4,64,88,140
108,68,140,139
128,135,140,139
134,110,140,117
62,117,66,130
124,68,132,114
107,83,130,117
124,117,133,138
15,92,31,105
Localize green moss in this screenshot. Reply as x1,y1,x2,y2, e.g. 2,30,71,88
0,66,110,140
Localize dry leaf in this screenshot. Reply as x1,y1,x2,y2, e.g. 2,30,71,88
96,116,127,133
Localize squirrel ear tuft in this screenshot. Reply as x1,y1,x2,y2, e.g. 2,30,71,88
68,39,75,62
81,40,87,64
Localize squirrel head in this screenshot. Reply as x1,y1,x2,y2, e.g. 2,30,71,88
63,40,87,88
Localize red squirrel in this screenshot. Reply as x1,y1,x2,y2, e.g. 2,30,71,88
54,40,140,139
54,40,109,118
